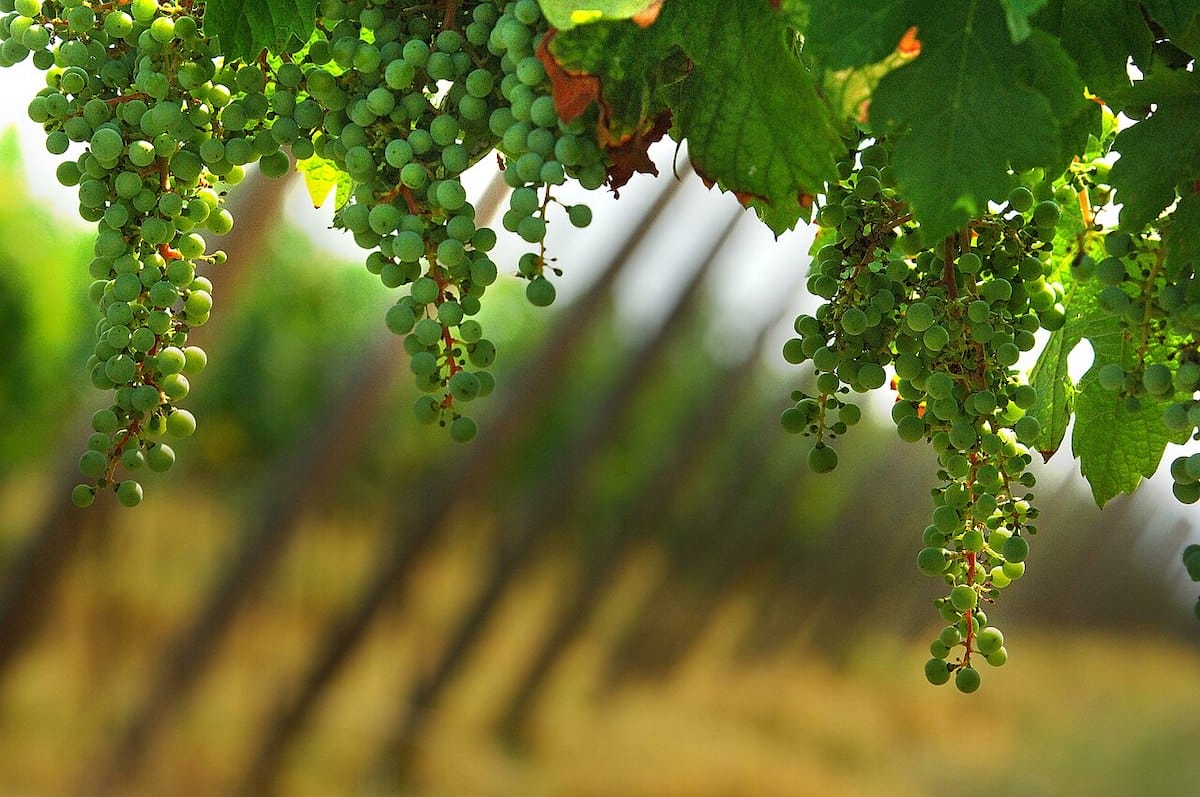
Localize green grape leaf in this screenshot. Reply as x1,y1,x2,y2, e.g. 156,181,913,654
536,0,662,30
868,2,1087,241
1028,274,1096,459
1165,190,1200,279
297,154,350,209
1109,96,1200,230
1000,0,1050,42
1033,0,1152,104
203,0,318,62
661,0,841,234
806,0,916,69
1065,277,1190,506
1072,371,1184,508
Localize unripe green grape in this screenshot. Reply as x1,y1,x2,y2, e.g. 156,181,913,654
116,479,143,507
567,203,592,228
166,409,196,438
984,646,1008,667
1173,481,1200,504
469,339,496,368
808,443,838,473
949,584,977,612
932,504,960,534
906,302,935,332
954,666,981,693
1008,185,1035,212
976,626,1004,654
409,351,438,377
72,484,96,507
1097,363,1125,392
449,415,477,442
938,625,963,647
840,307,868,336
917,547,948,576
1142,363,1174,396
526,276,556,307
145,443,175,472
414,318,443,346
924,658,952,685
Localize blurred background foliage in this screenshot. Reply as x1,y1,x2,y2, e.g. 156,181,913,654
0,130,1198,797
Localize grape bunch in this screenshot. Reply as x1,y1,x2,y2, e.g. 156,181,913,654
299,0,605,440
0,0,275,506
781,142,1069,690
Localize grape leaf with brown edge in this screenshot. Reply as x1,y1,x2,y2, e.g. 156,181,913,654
202,0,318,61
549,0,841,234
867,0,1087,242
660,0,841,234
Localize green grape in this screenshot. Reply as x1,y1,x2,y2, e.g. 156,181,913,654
917,547,948,576
525,275,556,307
949,584,977,612
808,443,838,473
1008,185,1034,213
954,666,981,693
976,626,1004,654
924,658,952,686
449,415,477,442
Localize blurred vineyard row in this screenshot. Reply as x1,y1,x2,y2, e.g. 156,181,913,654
1,129,1199,796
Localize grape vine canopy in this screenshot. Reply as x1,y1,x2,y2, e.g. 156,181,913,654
1,0,1199,691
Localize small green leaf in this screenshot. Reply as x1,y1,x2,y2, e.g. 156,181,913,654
203,0,318,61
537,0,660,30
297,155,349,209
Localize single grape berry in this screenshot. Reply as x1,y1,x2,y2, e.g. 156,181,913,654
954,666,981,693
526,276,556,307
116,480,143,508
924,658,952,686
949,584,977,612
808,443,838,473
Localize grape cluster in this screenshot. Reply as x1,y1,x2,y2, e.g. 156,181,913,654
1077,226,1200,505
781,142,1069,690
1184,544,1200,621
301,0,604,439
0,0,278,506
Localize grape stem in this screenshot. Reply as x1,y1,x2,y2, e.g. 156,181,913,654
440,0,461,30
962,551,976,667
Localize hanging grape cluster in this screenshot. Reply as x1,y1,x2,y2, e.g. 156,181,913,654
781,141,1070,691
0,0,262,507
0,0,606,504
303,0,604,442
